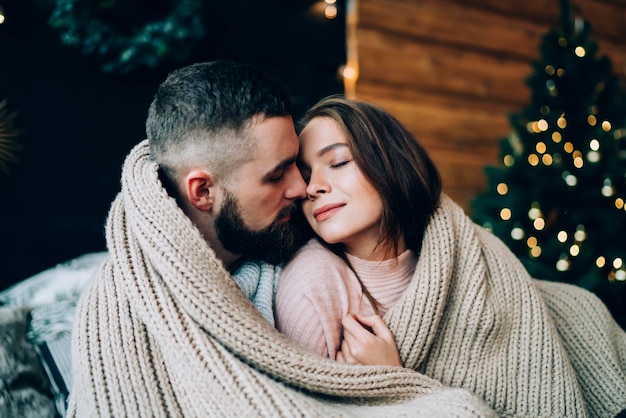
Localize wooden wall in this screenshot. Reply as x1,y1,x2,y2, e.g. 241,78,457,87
346,0,626,212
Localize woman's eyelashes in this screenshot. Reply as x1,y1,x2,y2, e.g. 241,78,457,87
330,159,351,169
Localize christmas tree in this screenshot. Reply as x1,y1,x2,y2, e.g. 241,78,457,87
471,0,626,327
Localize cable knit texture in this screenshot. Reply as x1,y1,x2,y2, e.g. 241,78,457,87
66,140,497,417
381,195,626,418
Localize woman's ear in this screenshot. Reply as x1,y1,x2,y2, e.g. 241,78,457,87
185,170,216,212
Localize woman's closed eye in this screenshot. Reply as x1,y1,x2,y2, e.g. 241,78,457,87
331,159,352,169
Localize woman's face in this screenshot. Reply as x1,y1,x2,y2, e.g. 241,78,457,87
298,116,385,259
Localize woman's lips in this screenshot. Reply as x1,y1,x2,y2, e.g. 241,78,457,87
313,203,345,222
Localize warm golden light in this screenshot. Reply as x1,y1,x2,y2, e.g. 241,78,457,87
573,156,584,168
536,142,546,153
341,65,357,80
557,231,568,242
574,46,586,57
602,121,611,131
587,115,597,126
542,154,553,165
545,65,555,75
613,258,623,269
528,154,539,166
570,244,580,257
527,236,537,248
615,198,624,209
496,183,508,195
533,218,545,230
557,116,567,129
552,132,562,143
596,256,606,268
531,246,542,257
325,5,337,19
537,119,548,131
564,142,574,153
500,208,512,221
504,155,514,166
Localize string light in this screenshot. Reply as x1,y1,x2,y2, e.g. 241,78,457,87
556,256,570,271
504,155,515,166
602,121,611,131
511,226,525,240
587,151,600,162
590,139,600,151
574,225,586,242
0,4,4,25
552,132,562,143
542,154,553,165
574,46,586,57
528,154,539,166
557,231,568,242
557,116,567,129
615,198,624,209
588,115,597,126
500,208,512,221
602,178,614,197
536,142,546,153
496,183,508,195
563,171,577,187
530,246,542,257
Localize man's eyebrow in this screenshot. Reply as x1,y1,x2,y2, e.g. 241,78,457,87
317,143,348,157
263,156,298,179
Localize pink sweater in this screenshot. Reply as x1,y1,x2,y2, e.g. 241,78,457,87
275,238,417,359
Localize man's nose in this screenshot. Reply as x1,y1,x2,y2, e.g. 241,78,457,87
285,165,307,200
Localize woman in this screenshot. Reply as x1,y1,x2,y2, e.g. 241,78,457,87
275,96,626,418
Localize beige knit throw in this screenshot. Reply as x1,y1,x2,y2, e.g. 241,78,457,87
67,140,497,417
385,190,626,418
67,140,625,417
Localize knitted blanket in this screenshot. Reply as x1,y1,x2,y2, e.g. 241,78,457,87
384,194,626,418
67,140,496,417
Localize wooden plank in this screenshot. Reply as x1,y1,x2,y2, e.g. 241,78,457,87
358,0,626,79
359,0,545,61
355,84,515,150
357,30,532,105
440,0,626,42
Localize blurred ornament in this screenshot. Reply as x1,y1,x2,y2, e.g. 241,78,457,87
0,100,22,177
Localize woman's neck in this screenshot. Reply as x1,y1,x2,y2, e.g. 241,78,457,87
344,235,407,261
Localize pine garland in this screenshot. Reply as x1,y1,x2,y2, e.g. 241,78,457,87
44,0,205,74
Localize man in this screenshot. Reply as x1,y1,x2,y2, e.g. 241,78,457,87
146,61,307,270
67,60,496,417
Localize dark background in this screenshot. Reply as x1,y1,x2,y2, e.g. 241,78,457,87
0,0,346,289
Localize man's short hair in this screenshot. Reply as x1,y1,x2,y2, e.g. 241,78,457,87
146,60,293,185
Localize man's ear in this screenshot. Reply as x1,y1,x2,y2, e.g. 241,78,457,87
185,170,217,212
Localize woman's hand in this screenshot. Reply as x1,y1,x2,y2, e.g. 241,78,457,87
335,313,402,366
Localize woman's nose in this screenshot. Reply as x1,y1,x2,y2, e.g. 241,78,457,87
306,170,330,199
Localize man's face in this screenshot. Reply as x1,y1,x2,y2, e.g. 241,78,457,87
215,115,307,263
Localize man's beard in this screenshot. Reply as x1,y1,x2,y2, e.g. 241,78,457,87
215,191,302,265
